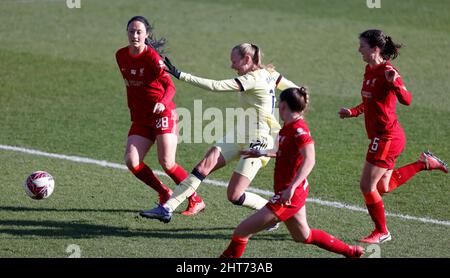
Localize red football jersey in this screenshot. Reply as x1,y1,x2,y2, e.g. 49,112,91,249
273,118,314,193
116,45,176,124
350,61,411,139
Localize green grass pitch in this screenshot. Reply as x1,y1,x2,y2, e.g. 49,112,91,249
0,0,449,258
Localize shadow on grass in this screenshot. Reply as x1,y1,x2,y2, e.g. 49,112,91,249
0,206,137,213
0,208,291,242
0,219,233,240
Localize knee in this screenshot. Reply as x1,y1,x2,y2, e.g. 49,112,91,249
124,153,139,171
359,173,380,194
359,181,373,194
298,234,309,244
158,156,175,171
376,177,391,194
293,227,310,243
207,146,221,157
228,192,245,205
377,183,389,195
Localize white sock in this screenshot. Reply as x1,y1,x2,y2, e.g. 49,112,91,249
165,174,202,211
242,191,268,210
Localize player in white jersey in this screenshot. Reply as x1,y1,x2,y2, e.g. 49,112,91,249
140,43,298,222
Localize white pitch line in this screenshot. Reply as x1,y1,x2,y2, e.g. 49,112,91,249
2,144,450,227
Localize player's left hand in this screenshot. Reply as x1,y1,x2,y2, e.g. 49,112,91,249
385,69,399,83
153,103,166,114
280,187,295,206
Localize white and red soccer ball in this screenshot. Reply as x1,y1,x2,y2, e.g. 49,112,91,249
23,171,55,200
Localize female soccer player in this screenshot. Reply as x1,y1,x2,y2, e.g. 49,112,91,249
220,87,364,258
115,16,204,215
339,29,448,244
140,43,299,222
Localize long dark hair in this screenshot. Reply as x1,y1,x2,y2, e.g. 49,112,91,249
127,16,166,55
359,29,402,60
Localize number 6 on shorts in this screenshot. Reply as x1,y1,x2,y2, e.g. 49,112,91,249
370,137,380,152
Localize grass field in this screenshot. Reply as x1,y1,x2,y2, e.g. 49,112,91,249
0,0,449,258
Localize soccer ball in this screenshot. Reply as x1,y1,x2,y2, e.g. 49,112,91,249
23,171,55,200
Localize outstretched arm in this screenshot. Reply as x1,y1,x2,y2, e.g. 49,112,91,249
164,57,240,92
180,72,241,92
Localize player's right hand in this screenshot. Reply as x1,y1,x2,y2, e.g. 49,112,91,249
240,149,263,158
164,57,181,79
280,187,295,206
385,68,399,83
338,107,351,119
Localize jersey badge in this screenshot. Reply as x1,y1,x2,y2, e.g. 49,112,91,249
296,128,309,137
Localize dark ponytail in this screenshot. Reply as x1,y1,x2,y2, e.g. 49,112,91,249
383,35,401,60
127,16,166,55
359,29,402,60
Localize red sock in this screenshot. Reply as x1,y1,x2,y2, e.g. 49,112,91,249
165,163,189,184
388,161,425,192
165,164,201,202
364,191,388,233
304,229,353,257
220,236,248,258
131,162,169,195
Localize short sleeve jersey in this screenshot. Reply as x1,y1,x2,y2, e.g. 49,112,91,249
273,118,314,192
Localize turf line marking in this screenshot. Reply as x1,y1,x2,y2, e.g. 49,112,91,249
2,144,449,228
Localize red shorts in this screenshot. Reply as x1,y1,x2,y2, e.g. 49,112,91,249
266,181,309,222
128,110,178,142
366,132,405,169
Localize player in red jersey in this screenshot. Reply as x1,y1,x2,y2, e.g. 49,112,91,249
220,87,364,258
115,16,204,215
339,29,448,244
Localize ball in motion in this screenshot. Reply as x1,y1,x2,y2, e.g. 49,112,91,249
24,171,55,200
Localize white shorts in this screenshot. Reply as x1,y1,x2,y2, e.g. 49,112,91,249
215,133,274,181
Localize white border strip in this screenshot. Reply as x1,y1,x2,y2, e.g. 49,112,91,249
1,144,449,227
